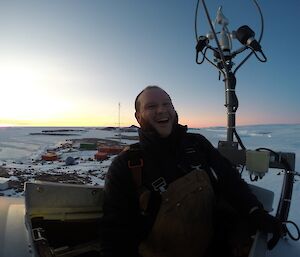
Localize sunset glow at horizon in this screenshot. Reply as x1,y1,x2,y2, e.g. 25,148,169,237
0,1,299,128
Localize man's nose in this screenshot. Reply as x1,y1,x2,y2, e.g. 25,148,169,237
156,104,168,113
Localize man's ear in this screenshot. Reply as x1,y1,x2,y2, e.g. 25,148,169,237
135,111,141,124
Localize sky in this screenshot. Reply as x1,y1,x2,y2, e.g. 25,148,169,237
0,0,299,128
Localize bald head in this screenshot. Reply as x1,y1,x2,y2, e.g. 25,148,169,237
135,86,171,112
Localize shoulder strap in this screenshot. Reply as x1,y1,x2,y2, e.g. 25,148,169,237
127,143,144,189
183,133,219,184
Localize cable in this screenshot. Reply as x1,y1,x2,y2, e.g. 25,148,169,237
194,0,226,78
234,0,265,74
250,174,258,181
201,0,229,75
255,147,292,171
254,0,264,43
255,147,296,233
204,47,226,76
195,0,201,41
196,47,208,64
252,49,267,62
283,220,300,241
255,147,279,159
195,0,223,76
233,128,246,150
231,46,248,57
239,165,245,176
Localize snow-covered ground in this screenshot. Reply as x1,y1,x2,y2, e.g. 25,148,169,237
0,127,138,196
0,124,299,256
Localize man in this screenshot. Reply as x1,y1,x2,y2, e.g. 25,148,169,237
100,86,283,257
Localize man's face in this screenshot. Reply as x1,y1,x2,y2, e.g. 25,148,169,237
135,88,176,138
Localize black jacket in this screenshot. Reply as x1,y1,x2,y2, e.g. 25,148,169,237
100,124,263,257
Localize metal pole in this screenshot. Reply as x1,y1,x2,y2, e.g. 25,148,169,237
224,71,237,142
118,102,121,143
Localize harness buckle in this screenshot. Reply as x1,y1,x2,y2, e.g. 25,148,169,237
32,228,47,242
191,164,203,170
152,177,167,193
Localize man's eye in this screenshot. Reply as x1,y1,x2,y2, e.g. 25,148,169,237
164,102,172,107
146,104,156,110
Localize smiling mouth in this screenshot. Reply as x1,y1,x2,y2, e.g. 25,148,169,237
156,118,170,124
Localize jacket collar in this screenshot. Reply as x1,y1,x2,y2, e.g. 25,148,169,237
138,124,188,152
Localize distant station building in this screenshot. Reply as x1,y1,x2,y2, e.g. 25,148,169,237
41,152,58,161
94,151,109,161
79,142,97,150
94,145,125,161
98,145,124,155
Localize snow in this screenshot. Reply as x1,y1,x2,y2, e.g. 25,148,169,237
0,124,299,255
0,177,9,190
0,127,137,196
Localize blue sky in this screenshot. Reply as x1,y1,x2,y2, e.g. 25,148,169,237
0,0,299,127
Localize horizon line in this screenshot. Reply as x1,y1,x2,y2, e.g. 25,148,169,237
1,122,299,129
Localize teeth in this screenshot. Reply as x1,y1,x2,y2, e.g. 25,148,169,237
158,118,168,122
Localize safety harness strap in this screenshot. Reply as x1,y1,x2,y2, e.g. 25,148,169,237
127,143,144,190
